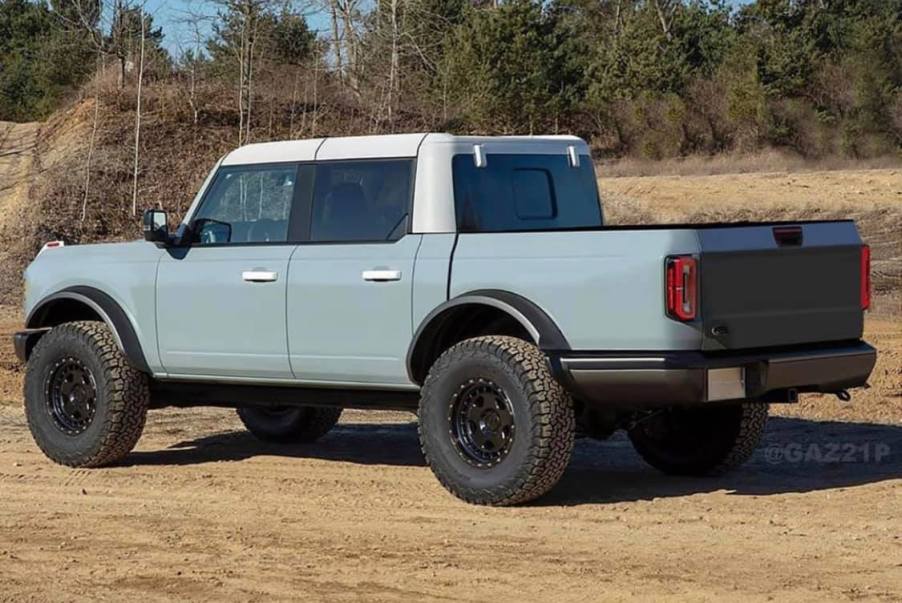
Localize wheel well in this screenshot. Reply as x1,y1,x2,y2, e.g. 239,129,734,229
408,304,534,384
27,298,105,328
25,288,152,373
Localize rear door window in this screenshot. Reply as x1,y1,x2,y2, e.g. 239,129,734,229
452,153,602,232
309,159,414,242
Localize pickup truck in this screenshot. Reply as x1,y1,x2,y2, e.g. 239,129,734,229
14,133,876,505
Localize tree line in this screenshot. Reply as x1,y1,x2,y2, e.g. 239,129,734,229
1,0,899,159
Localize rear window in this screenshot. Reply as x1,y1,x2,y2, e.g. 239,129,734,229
452,153,602,232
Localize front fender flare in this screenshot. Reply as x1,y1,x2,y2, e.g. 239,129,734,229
26,286,151,373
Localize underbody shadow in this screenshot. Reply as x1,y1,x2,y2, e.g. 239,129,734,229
124,416,902,505
126,421,427,467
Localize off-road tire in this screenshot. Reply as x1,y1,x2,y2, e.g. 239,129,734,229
24,321,149,467
628,402,768,476
237,406,342,443
418,336,575,506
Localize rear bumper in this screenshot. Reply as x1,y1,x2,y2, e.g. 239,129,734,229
549,341,876,407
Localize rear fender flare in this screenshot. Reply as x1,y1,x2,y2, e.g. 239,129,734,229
406,289,570,384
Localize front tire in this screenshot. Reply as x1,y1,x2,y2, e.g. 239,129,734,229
237,406,342,443
418,336,575,506
24,321,149,467
628,402,768,476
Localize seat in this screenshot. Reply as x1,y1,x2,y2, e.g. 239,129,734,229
315,182,377,241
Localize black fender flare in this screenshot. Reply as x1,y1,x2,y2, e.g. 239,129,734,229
406,289,570,384
26,286,151,373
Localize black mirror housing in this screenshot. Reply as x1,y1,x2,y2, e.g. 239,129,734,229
143,209,169,245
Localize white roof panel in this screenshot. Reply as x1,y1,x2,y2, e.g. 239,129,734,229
221,138,325,165
219,133,590,166
315,133,428,160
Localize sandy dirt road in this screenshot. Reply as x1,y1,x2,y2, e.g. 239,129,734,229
0,308,900,601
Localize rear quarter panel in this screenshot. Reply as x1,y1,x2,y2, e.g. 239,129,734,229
450,230,703,351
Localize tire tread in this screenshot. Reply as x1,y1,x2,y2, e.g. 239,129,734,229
25,321,149,467
418,336,574,506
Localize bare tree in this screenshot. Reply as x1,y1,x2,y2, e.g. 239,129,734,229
386,0,400,127
651,0,675,41
81,56,102,223
131,10,146,215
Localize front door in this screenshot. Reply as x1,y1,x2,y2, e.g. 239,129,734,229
157,163,305,379
287,158,420,385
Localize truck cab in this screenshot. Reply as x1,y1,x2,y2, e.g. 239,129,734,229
15,133,876,505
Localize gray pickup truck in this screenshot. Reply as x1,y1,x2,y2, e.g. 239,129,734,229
14,133,876,505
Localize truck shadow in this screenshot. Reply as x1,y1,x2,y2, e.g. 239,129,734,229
543,416,901,506
126,416,901,505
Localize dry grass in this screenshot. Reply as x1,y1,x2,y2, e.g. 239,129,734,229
599,148,902,178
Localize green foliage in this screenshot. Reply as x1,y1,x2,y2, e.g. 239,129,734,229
207,4,317,80
442,0,560,133
2,0,899,159
0,0,94,120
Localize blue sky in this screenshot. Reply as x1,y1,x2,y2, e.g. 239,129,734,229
141,0,755,56
140,0,334,54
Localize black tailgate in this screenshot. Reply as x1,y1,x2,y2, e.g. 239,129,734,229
698,221,864,351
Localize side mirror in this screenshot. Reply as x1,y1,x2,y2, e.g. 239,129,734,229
143,209,169,245
192,218,232,244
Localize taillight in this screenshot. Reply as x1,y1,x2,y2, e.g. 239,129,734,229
666,255,698,321
860,244,870,310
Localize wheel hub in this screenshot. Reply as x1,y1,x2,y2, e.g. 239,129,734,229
45,357,97,436
448,378,515,468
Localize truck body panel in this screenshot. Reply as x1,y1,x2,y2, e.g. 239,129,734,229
449,229,702,351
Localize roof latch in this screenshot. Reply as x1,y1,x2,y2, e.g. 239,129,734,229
567,145,580,168
473,144,487,168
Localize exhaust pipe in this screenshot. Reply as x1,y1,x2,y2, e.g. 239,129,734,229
835,390,851,402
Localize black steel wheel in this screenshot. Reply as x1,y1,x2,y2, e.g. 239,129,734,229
418,336,575,506
24,321,149,468
45,357,97,436
449,378,515,468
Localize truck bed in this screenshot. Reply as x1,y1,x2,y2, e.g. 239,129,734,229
449,219,864,353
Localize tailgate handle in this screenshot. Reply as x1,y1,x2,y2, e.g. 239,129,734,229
773,226,803,247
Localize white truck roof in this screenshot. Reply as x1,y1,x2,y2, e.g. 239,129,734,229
221,133,588,166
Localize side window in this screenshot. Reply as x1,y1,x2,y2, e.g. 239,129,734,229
191,165,298,245
310,159,413,242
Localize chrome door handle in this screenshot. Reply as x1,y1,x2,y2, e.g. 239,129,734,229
242,270,278,283
362,269,401,282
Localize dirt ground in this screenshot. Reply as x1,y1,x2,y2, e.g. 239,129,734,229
0,164,900,600
0,313,900,601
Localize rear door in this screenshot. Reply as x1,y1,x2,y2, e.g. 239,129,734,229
698,221,865,351
156,163,309,378
286,159,421,385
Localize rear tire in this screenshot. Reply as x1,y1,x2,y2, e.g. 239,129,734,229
24,321,149,467
237,406,342,443
418,336,575,506
628,402,768,476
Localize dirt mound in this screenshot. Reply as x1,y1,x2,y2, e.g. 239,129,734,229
0,121,40,305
